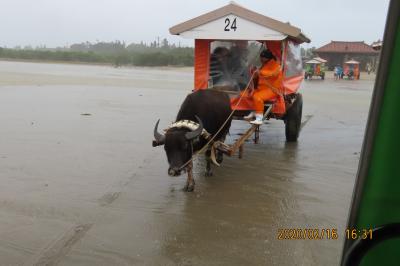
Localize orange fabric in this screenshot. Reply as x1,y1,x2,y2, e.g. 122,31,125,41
253,88,277,113
194,39,210,90
258,59,283,93
230,41,298,114
231,59,285,112
230,94,254,110
283,75,303,94
252,59,282,113
230,86,286,114
264,41,282,62
271,95,286,115
354,65,360,79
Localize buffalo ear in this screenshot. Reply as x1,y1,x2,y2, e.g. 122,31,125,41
153,119,165,146
152,140,163,147
185,115,203,140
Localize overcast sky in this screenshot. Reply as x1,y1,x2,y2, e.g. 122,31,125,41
0,0,390,48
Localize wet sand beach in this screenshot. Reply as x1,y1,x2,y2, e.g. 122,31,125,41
0,61,373,265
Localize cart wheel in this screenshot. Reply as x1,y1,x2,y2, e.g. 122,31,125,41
285,93,303,142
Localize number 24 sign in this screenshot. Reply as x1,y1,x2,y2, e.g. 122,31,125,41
224,17,237,31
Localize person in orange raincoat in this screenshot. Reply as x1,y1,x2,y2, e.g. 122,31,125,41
245,49,282,125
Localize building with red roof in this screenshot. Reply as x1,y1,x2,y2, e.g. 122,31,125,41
315,41,379,70
371,40,383,51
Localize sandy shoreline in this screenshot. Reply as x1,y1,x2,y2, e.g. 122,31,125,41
0,60,374,265
0,58,193,71
0,60,194,87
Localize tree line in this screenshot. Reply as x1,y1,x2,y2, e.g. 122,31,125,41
0,40,194,67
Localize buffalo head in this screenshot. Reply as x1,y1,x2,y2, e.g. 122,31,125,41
153,116,204,176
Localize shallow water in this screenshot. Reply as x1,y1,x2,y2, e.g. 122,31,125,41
0,61,373,265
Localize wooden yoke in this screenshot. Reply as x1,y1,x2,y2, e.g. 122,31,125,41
213,124,259,157
214,104,272,158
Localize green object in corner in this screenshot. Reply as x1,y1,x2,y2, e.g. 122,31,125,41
342,1,400,265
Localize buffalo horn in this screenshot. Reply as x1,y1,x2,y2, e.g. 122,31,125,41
153,119,165,146
185,115,203,140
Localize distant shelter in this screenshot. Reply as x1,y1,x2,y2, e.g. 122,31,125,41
315,41,379,71
371,40,383,51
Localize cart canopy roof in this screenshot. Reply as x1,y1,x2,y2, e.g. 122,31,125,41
169,2,310,43
313,57,328,63
305,59,322,64
345,60,360,64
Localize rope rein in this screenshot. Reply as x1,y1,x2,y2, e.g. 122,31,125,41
178,70,258,170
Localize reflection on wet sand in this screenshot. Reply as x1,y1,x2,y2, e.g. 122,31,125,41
0,61,373,265
158,122,308,265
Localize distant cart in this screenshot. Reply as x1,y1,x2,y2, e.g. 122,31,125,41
304,58,326,80
169,2,310,156
344,60,360,80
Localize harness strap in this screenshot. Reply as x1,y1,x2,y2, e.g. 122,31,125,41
178,70,259,170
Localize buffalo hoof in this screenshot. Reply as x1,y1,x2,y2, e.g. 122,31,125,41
183,182,195,192
205,170,213,177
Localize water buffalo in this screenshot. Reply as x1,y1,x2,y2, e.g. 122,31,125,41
153,89,232,191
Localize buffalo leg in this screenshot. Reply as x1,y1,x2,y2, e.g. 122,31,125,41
184,161,195,192
206,160,212,177
216,132,227,164
205,149,213,177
